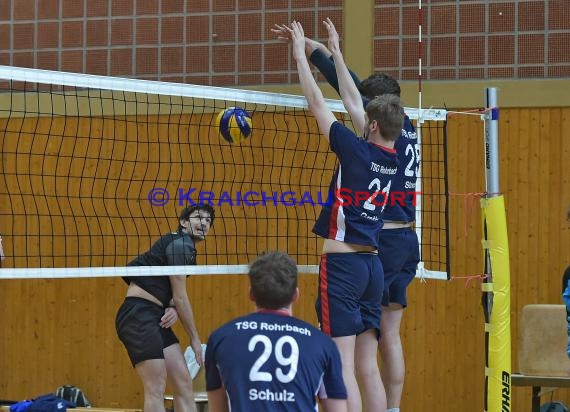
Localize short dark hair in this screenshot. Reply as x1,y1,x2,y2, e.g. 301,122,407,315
366,94,405,141
248,251,297,310
179,204,215,225
358,73,401,100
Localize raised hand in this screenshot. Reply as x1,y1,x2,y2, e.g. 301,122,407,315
289,20,306,62
271,23,292,43
323,18,340,55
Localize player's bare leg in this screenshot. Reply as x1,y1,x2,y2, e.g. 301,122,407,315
135,359,167,412
356,329,386,411
379,304,405,410
333,335,362,412
164,344,197,412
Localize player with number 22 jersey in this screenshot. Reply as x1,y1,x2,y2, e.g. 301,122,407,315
383,116,419,223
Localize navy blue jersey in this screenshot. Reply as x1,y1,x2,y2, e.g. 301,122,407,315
205,312,347,411
309,50,419,222
382,116,419,222
123,231,196,306
313,122,398,248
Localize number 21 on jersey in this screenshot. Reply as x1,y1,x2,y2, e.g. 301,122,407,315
363,178,392,213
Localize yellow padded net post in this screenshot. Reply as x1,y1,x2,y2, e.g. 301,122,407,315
482,195,512,412
482,88,511,412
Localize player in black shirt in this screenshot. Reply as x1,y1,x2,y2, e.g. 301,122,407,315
116,204,214,412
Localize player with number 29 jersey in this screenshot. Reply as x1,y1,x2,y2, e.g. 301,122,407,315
205,311,347,411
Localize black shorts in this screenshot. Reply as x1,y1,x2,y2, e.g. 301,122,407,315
115,297,179,366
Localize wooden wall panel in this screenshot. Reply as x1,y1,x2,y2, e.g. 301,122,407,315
1,107,569,411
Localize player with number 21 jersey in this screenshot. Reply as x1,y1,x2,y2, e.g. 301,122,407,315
205,311,346,411
313,121,399,248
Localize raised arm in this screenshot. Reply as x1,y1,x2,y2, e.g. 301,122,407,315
323,18,366,135
271,24,361,96
309,47,362,97
289,21,337,140
301,30,362,99
272,24,330,58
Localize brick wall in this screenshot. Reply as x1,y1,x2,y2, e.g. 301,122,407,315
0,0,343,85
0,0,568,85
374,0,570,80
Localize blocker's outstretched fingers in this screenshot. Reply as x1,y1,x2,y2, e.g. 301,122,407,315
271,23,293,42
290,20,306,40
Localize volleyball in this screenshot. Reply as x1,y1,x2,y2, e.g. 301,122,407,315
216,107,252,144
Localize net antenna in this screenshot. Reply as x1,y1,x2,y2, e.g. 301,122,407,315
414,0,450,280
416,0,425,278
418,0,424,115
0,65,447,280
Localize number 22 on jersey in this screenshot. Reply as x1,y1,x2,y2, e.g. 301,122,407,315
404,143,420,177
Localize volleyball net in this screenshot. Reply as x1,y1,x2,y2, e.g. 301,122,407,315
0,66,449,279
